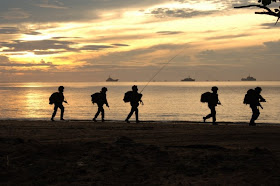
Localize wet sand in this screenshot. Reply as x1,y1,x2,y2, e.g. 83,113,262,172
1,120,280,185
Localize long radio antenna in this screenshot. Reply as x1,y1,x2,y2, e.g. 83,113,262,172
140,48,186,93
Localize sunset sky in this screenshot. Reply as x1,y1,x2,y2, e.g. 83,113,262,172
1,0,280,82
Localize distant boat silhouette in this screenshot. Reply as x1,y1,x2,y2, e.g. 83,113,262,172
106,76,118,82
181,76,195,81
241,75,256,81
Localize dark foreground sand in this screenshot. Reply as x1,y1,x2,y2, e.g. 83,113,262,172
1,120,280,185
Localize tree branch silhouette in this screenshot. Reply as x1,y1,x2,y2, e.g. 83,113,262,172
234,0,280,25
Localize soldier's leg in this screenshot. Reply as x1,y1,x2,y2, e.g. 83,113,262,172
204,105,213,120
255,108,260,120
251,107,260,123
211,107,216,123
59,104,64,120
51,104,59,120
100,107,105,121
250,106,259,125
94,107,101,119
126,107,135,121
135,107,139,122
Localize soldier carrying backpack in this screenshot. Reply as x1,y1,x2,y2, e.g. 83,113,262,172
50,86,68,121
92,87,109,122
201,86,221,125
244,87,266,126
124,85,143,123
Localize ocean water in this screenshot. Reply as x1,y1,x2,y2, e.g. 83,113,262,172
0,81,279,123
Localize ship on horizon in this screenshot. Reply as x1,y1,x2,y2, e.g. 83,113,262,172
181,76,195,81
241,75,256,81
106,76,119,82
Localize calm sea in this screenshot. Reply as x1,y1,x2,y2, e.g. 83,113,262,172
0,81,279,123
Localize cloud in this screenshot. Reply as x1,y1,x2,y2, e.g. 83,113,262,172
1,39,77,54
0,0,168,23
80,45,114,51
25,31,42,35
93,33,153,43
0,56,56,67
156,31,184,35
149,8,215,18
207,34,250,40
196,40,280,67
35,0,68,9
81,43,191,70
0,27,42,35
0,27,20,34
259,22,280,29
0,55,10,63
0,8,31,21
111,43,130,47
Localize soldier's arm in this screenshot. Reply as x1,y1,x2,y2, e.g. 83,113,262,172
259,95,266,102
104,95,109,107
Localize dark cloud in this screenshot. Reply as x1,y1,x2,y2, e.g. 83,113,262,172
111,43,130,46
207,34,250,40
25,31,41,35
149,8,215,18
156,31,184,35
0,56,56,67
0,27,41,36
52,36,81,39
196,40,280,67
80,45,114,51
232,0,278,7
259,22,280,29
93,34,153,43
33,51,63,55
194,40,280,80
82,43,191,69
1,39,77,54
0,55,10,63
0,0,168,23
0,27,20,34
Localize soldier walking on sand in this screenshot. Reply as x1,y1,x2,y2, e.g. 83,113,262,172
244,87,266,126
202,86,221,125
50,86,68,121
92,87,109,122
124,85,143,123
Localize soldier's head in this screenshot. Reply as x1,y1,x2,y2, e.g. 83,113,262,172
101,87,107,93
132,85,138,92
58,86,64,92
255,87,262,94
211,86,218,93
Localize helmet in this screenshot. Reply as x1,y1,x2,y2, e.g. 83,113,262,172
255,87,262,92
101,87,107,92
132,85,138,91
58,86,64,91
211,86,218,91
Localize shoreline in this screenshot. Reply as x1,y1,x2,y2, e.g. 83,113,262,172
0,119,279,125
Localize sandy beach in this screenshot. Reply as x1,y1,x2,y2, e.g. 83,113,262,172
1,120,280,185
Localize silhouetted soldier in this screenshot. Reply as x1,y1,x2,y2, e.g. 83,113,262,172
124,85,143,123
246,87,266,126
92,87,109,122
203,86,221,125
50,86,67,121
